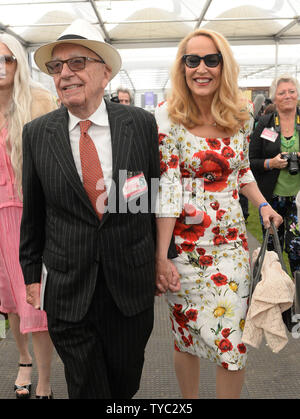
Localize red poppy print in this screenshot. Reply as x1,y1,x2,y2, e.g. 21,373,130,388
210,201,220,210
196,247,206,255
180,162,190,177
173,304,188,330
212,226,220,235
160,160,168,175
211,273,228,286
216,209,226,221
213,235,228,246
158,133,166,144
221,146,235,159
174,212,212,242
222,137,231,146
192,151,232,192
168,154,179,169
232,189,238,199
206,138,221,150
238,168,250,179
218,338,233,352
186,309,198,321
181,241,195,252
222,362,229,369
237,343,247,354
174,342,180,352
221,328,231,338
182,335,193,347
199,255,213,267
239,233,249,251
226,228,238,241
175,244,182,254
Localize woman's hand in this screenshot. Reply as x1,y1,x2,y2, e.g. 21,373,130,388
26,283,41,310
260,204,283,229
155,257,180,296
268,153,288,170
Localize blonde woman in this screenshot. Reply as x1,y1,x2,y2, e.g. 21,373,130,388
155,29,282,399
0,34,57,398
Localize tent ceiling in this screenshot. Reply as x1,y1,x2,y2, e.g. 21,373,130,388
1,0,300,92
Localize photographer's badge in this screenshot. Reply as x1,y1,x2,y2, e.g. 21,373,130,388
261,128,278,142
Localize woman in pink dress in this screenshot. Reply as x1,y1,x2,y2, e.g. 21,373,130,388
0,34,57,398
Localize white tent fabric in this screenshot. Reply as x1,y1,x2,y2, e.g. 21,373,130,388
1,0,300,95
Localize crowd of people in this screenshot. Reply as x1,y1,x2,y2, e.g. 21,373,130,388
0,17,298,400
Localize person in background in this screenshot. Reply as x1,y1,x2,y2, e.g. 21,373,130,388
0,33,56,399
155,28,282,399
117,87,133,105
250,74,300,277
239,94,266,222
263,103,276,115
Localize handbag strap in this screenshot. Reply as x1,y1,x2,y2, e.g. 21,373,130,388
253,226,270,284
253,220,287,284
270,220,288,273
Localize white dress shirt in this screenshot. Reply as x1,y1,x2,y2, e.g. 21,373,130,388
68,99,113,194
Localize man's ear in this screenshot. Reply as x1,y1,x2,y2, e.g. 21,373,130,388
102,64,112,86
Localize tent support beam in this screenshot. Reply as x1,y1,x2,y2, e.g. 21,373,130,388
88,0,111,43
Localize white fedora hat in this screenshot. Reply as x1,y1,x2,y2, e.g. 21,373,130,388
34,19,121,80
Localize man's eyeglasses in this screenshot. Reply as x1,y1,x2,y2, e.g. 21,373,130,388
45,56,105,74
182,53,222,68
0,55,17,64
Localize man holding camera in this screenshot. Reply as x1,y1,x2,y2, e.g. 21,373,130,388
249,74,300,277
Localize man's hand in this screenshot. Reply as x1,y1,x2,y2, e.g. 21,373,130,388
26,283,41,310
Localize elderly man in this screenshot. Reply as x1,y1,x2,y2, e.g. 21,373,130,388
19,19,178,399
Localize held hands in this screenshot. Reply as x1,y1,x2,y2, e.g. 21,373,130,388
155,257,180,296
26,283,41,310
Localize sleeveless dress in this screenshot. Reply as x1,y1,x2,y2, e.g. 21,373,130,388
155,101,255,371
0,126,48,334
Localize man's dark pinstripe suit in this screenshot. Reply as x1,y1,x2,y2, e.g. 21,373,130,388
19,98,167,398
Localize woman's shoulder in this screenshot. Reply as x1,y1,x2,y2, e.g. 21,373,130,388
155,100,176,134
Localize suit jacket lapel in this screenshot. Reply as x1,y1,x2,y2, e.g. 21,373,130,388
105,99,133,182
45,107,96,218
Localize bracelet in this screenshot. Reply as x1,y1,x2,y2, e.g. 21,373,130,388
259,202,269,215
266,159,271,170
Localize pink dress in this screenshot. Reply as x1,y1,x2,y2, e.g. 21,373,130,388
0,126,48,333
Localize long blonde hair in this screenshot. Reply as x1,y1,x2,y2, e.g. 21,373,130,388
0,34,52,198
167,29,249,134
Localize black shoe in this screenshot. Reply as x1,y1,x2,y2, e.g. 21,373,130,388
14,363,32,399
36,391,53,399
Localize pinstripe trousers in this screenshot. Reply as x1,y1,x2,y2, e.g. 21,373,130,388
47,269,154,399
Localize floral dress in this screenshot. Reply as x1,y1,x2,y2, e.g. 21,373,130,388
155,101,255,371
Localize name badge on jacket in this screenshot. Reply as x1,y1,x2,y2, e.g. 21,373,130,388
261,128,278,142
123,172,148,201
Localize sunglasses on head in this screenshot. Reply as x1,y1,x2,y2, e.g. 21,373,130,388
182,53,222,68
0,55,17,64
45,56,105,75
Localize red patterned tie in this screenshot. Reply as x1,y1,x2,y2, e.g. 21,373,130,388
79,120,107,219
